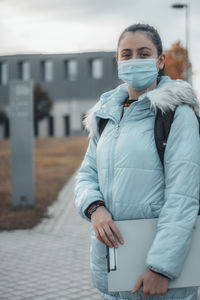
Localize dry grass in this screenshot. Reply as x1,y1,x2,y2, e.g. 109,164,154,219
0,136,88,231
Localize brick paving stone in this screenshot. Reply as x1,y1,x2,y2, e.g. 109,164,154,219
10,290,24,296
68,294,80,299
33,297,49,300
46,294,63,300
0,294,15,299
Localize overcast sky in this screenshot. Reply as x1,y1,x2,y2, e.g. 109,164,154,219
0,0,200,96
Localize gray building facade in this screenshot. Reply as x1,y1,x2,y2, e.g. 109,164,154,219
0,51,120,139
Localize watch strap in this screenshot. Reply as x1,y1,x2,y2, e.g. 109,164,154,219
85,201,105,219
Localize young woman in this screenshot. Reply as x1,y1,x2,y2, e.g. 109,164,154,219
74,23,200,300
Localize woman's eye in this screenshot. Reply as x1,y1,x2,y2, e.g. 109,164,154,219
140,53,150,58
122,54,131,58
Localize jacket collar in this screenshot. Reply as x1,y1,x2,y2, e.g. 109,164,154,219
83,76,200,138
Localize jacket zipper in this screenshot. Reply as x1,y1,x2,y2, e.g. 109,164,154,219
96,105,136,217
107,105,135,217
107,125,118,216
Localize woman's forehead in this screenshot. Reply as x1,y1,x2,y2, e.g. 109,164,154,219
118,31,156,51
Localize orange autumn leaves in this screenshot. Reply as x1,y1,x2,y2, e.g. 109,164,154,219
164,41,191,80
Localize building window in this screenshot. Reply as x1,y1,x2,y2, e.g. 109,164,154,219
41,60,53,82
0,62,8,85
89,58,103,79
18,61,30,80
64,59,78,81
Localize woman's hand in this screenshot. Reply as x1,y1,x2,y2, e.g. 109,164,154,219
131,269,168,298
91,206,124,248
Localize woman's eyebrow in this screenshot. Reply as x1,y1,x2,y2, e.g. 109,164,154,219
120,47,152,53
120,48,132,53
137,47,152,51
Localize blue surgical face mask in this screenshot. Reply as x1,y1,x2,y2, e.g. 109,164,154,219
117,58,159,91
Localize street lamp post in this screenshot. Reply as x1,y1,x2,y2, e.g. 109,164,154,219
171,3,189,82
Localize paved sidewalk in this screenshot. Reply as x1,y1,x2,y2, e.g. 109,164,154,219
0,171,101,300
0,171,200,300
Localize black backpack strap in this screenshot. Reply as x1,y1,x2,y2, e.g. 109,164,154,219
154,108,176,166
197,115,200,135
99,118,109,137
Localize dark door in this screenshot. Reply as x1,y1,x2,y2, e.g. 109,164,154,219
64,115,70,136
34,120,38,137
48,116,54,136
4,117,10,138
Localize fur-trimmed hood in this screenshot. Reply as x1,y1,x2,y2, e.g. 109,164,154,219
83,76,200,138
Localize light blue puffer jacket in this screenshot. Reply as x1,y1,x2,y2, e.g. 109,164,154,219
74,76,200,300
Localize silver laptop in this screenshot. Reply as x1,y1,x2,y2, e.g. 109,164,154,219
107,216,200,292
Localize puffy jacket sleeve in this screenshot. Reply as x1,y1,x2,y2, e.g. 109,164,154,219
146,104,200,280
74,134,104,222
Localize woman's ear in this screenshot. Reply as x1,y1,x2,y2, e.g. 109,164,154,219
116,54,118,63
158,53,165,70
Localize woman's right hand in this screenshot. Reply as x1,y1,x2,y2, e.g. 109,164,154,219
91,206,124,248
